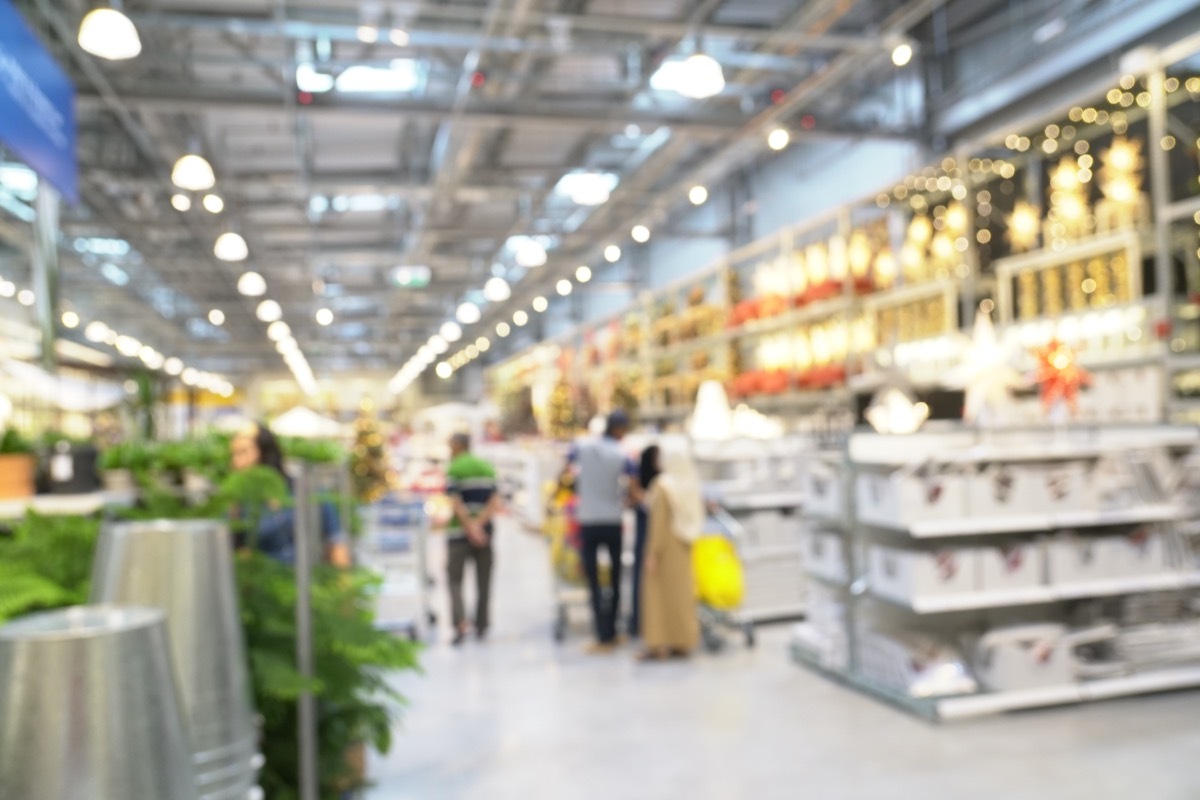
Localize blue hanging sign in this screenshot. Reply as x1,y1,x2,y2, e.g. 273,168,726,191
0,0,78,203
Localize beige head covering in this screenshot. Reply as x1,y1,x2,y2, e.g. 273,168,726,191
654,441,705,544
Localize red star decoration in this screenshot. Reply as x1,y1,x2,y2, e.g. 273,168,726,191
1033,339,1091,416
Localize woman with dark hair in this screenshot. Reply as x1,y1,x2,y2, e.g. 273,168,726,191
229,423,350,566
629,444,660,638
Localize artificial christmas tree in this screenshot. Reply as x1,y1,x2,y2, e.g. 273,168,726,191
351,402,390,502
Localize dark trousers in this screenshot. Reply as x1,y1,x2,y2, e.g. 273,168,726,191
630,507,648,637
581,523,623,643
447,538,493,632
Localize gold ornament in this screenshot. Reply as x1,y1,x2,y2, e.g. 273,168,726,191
1067,262,1086,310
1008,201,1041,252
1041,266,1064,317
1018,269,1039,320
1112,252,1133,303
1087,258,1112,308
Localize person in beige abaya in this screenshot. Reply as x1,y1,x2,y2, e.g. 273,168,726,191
638,443,702,661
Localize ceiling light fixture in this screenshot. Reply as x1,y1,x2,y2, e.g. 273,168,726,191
555,172,619,206
631,225,650,243
575,265,592,283
513,310,529,327
476,337,490,352
891,43,914,67
604,245,621,263
84,321,108,342
0,281,13,298
202,194,224,214
429,335,449,354
456,301,482,325
556,279,573,296
315,308,333,326
689,185,708,205
208,308,225,326
295,63,335,94
436,362,452,379
61,311,80,329
164,357,183,376
256,299,282,323
17,289,34,307
389,28,410,46
496,322,511,337
171,154,215,192
78,6,142,61
507,235,548,268
267,320,292,341
336,60,421,93
767,128,790,151
484,276,512,303
356,25,379,43
237,271,266,297
171,194,191,212
532,296,549,313
214,232,248,262
440,321,463,342
650,53,725,99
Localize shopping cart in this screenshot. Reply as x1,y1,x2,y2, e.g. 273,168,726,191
357,492,434,641
696,507,757,651
544,480,608,642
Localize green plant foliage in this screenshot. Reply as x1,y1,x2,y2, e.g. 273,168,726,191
282,437,344,465
0,513,99,624
0,428,34,455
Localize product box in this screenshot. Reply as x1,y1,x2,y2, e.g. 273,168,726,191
978,542,1045,592
855,463,968,529
1105,527,1169,578
803,460,843,520
802,528,847,584
868,544,979,606
1046,532,1113,587
968,461,1096,519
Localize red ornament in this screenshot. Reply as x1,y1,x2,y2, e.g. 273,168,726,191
1033,339,1091,416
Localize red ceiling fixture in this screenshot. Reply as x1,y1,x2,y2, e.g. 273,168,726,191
800,114,816,130
470,70,487,89
297,91,314,106
769,88,786,105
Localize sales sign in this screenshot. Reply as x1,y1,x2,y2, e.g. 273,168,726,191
0,0,77,203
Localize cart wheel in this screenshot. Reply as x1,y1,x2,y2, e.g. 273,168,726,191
743,624,756,648
553,607,568,643
701,625,724,653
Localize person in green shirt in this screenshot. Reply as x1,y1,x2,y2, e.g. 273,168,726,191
445,432,501,646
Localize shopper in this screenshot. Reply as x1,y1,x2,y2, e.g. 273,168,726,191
629,444,660,638
570,410,639,653
638,441,702,661
445,432,500,646
229,423,351,567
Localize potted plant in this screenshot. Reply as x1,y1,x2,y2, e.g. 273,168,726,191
97,440,151,494
0,429,36,500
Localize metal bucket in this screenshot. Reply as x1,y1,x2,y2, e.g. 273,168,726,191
0,605,199,800
91,519,260,795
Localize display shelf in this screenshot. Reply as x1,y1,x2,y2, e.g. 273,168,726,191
853,438,1199,468
870,504,1184,538
719,491,807,511
871,573,1200,614
741,543,806,560
0,491,136,521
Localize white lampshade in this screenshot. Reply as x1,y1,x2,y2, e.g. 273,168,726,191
171,154,215,192
456,301,481,325
690,380,733,441
484,276,511,303
214,232,248,262
256,299,282,322
78,8,142,61
237,272,266,297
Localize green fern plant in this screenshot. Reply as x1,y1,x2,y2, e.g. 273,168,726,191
0,512,99,624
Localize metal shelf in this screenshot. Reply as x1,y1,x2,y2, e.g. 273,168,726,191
863,504,1183,538
0,491,136,521
720,491,807,511
871,573,1200,614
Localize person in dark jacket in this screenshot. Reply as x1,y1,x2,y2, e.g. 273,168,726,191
629,444,660,638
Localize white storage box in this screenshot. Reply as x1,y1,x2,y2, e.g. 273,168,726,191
1046,533,1112,586
1106,527,1169,577
802,528,847,584
856,463,968,530
979,542,1045,592
968,461,1096,518
803,460,843,520
868,545,979,606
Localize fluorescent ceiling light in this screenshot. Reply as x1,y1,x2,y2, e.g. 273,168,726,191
214,232,248,261
171,194,191,212
496,322,511,337
356,26,379,43
315,308,333,326
532,296,548,313
767,128,790,151
78,8,141,61
891,43,914,66
476,337,490,352
296,63,335,93
513,310,528,326
84,321,109,342
689,185,708,205
441,321,463,342
650,53,725,99
390,265,432,288
202,194,224,214
556,279,572,296
73,237,130,256
171,154,215,192
429,335,449,354
0,281,13,298
436,362,452,379
484,277,511,303
507,235,548,268
604,245,621,263
61,311,80,329
115,335,141,357
389,28,410,46
256,299,282,322
631,225,650,243
336,60,421,93
456,302,481,325
238,272,266,297
100,262,129,286
267,320,292,341
164,357,183,375
555,172,618,206
17,289,34,307
208,309,225,325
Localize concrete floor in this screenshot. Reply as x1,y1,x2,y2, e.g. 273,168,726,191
367,520,1200,800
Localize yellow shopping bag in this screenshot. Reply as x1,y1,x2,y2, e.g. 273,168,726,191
693,535,744,611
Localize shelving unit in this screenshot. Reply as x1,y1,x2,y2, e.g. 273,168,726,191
792,424,1200,721
0,490,136,521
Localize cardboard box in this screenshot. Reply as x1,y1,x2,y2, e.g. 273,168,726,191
868,544,979,605
968,461,1095,518
1046,533,1112,586
802,528,847,584
856,464,968,529
1106,527,1169,577
979,542,1045,592
803,460,843,520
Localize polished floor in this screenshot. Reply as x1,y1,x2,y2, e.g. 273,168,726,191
367,520,1200,800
